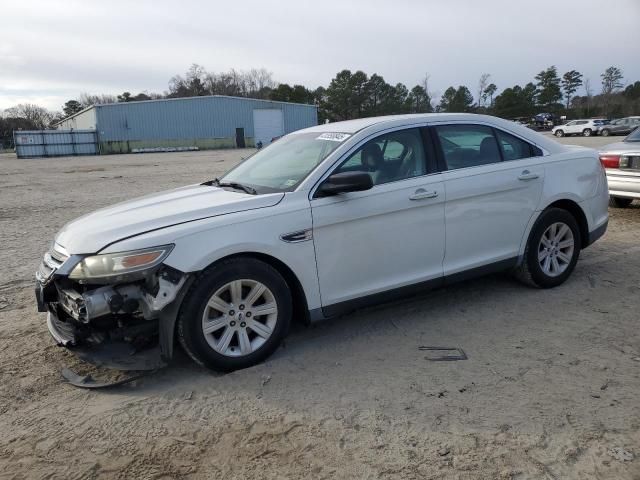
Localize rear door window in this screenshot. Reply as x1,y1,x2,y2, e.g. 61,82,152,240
435,125,501,170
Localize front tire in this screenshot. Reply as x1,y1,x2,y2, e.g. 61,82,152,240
555,130,564,137
177,257,292,371
609,196,633,208
515,208,581,288
600,128,610,137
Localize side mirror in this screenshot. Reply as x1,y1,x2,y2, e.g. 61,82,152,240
317,171,373,197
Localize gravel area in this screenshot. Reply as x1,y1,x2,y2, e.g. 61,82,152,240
0,137,638,479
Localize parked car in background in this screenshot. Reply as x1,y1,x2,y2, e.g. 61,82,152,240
552,119,608,137
599,127,640,207
35,114,609,373
532,112,555,130
598,117,640,137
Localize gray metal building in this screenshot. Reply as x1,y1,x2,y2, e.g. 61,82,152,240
55,95,318,154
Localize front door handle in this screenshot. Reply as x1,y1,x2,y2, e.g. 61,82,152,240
409,189,438,200
518,170,539,181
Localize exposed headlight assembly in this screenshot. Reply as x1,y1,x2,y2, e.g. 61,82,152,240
69,245,174,281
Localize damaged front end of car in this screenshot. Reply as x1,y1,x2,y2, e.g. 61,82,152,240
35,243,193,380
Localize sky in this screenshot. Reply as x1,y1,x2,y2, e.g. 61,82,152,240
2,0,639,112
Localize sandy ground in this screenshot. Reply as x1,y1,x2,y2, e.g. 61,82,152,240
0,135,638,479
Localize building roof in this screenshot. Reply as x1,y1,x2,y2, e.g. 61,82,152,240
54,94,317,127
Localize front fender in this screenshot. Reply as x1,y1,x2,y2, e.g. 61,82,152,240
101,195,322,311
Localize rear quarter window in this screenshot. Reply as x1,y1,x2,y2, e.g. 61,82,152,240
495,129,539,160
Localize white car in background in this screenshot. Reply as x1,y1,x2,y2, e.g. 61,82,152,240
36,114,609,374
552,119,607,137
599,127,640,207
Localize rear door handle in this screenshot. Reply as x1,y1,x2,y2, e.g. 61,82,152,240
409,189,438,200
518,170,539,181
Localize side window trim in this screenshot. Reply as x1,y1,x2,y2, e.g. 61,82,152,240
420,127,440,175
490,127,506,162
430,125,449,172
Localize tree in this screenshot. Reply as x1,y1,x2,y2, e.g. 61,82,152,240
601,66,624,95
0,116,38,148
483,83,497,107
63,100,83,117
421,73,434,104
244,68,276,98
601,66,624,115
324,70,357,120
624,81,640,100
439,86,473,112
78,93,117,106
561,70,583,109
169,63,208,97
493,83,537,118
477,73,491,108
269,83,315,104
363,73,389,115
324,70,372,120
584,78,593,115
407,85,432,113
438,87,456,112
535,66,562,109
3,104,54,129
117,91,153,102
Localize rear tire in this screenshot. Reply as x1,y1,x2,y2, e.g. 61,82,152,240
177,257,292,371
609,196,633,208
555,130,564,137
583,128,592,137
515,208,581,289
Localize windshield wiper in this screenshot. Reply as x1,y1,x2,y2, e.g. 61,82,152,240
206,178,257,195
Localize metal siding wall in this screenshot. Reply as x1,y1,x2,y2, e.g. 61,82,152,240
55,108,97,130
14,130,98,158
211,97,318,136
96,97,317,143
97,99,217,141
282,102,318,134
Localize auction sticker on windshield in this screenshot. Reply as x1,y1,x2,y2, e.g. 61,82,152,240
316,133,351,142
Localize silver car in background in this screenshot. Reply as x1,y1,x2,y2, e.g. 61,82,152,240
599,127,640,207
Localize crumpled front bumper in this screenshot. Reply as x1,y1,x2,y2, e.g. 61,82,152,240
45,307,166,371
37,279,194,372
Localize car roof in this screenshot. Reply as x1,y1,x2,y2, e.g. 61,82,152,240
300,113,536,133
296,113,565,155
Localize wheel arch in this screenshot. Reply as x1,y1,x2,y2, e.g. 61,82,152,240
546,199,589,248
200,252,310,326
518,198,590,264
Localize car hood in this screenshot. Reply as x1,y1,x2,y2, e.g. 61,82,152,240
55,184,284,254
599,141,640,154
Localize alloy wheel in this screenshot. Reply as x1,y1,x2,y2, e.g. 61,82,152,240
201,279,278,357
538,222,574,277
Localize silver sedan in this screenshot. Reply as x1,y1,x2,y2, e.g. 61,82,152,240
599,127,640,208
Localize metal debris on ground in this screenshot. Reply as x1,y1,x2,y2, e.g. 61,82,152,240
607,447,634,462
419,346,468,361
61,367,155,389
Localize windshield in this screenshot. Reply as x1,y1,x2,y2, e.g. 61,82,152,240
220,132,348,193
625,127,640,142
